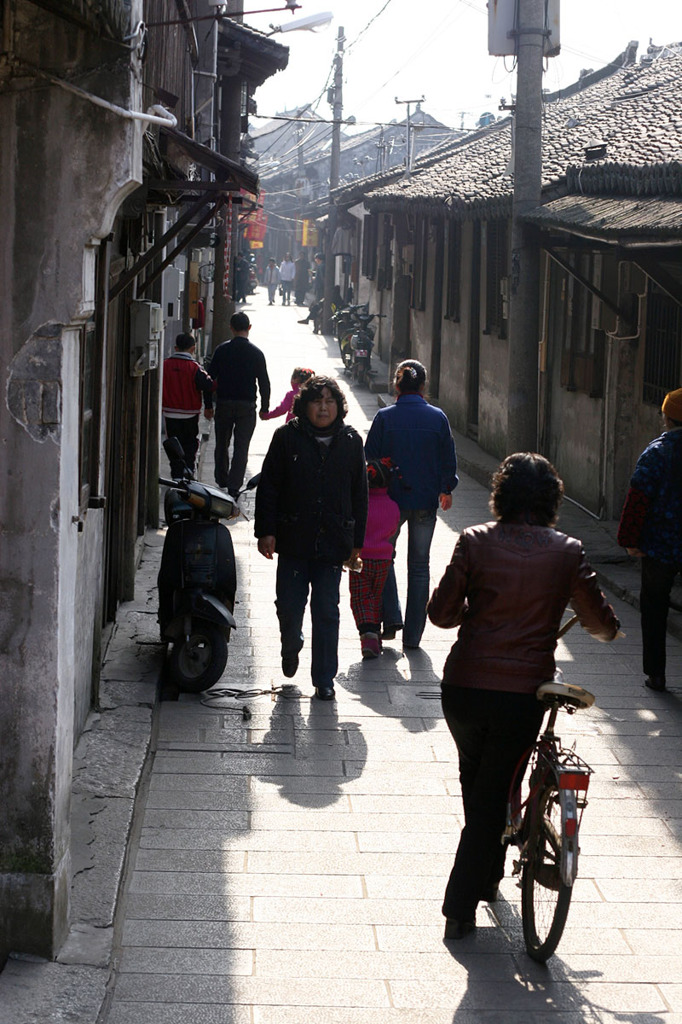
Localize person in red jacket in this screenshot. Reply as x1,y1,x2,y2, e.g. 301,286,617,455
161,333,214,474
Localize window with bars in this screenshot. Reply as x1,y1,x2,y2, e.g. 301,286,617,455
550,252,605,397
484,218,507,337
411,214,429,310
361,213,379,280
643,282,682,406
444,220,461,321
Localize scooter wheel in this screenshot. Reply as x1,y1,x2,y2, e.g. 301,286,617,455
169,623,228,693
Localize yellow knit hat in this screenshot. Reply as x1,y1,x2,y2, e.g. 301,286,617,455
662,388,682,422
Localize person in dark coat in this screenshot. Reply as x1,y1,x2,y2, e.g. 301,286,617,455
208,311,270,498
234,253,250,304
294,252,309,305
255,375,368,700
428,452,620,940
617,386,682,692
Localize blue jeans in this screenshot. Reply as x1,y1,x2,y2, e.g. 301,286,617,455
382,508,437,646
276,556,343,689
214,400,257,493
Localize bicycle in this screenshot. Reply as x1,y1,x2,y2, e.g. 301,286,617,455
503,614,595,962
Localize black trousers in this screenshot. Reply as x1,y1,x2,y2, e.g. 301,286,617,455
441,686,544,921
164,415,200,473
640,555,681,677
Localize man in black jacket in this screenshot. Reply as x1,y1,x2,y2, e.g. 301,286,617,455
255,376,368,700
209,311,270,498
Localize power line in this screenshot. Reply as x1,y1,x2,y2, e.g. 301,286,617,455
345,0,396,55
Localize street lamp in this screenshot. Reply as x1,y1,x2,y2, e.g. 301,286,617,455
268,11,333,34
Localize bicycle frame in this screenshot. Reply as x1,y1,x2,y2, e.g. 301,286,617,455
504,689,593,888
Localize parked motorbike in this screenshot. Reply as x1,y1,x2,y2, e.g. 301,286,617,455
342,306,386,386
332,304,363,367
157,437,259,693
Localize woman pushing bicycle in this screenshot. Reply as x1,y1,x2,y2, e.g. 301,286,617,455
427,453,620,941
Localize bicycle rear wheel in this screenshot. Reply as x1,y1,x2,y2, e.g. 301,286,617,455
521,782,572,962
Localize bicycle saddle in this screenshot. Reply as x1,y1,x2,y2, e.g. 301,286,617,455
536,680,595,710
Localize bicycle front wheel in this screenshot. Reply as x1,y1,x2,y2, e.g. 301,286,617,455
521,782,572,962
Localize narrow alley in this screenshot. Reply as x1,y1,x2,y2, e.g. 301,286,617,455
90,288,682,1024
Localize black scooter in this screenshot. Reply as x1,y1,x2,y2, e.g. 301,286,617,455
158,437,259,693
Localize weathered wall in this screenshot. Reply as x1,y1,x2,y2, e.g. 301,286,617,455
478,331,509,460
438,221,475,435
546,385,604,514
0,0,142,961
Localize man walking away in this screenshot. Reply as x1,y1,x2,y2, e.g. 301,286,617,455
208,312,270,500
618,386,682,692
279,252,296,305
161,332,214,474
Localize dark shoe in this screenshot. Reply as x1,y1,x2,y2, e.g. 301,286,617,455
298,318,309,324
444,918,476,940
381,624,402,641
282,653,299,678
645,675,666,692
315,686,335,701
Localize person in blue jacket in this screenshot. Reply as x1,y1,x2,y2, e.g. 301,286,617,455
365,359,458,649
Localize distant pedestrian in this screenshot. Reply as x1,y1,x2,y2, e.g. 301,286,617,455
161,333,214,474
279,252,296,305
255,376,368,701
294,252,309,305
349,458,401,660
365,359,458,649
234,253,251,304
208,312,270,499
617,386,682,692
261,366,314,424
263,258,280,305
312,251,325,300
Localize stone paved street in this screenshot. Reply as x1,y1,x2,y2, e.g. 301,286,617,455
97,289,682,1024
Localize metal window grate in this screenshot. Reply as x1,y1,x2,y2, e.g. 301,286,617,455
643,283,682,406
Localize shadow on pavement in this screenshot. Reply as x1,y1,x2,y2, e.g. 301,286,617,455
254,684,368,809
336,644,442,734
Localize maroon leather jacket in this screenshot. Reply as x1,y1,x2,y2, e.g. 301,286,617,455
427,522,619,694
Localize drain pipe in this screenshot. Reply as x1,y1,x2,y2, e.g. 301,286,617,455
47,73,177,128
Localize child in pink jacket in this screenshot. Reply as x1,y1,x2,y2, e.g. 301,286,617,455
349,458,401,659
261,367,314,423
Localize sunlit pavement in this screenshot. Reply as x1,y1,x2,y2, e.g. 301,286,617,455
105,286,682,1023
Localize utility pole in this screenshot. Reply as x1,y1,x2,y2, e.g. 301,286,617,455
323,25,344,333
395,96,424,175
506,0,545,451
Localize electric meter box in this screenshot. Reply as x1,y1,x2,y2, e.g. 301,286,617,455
130,300,162,377
488,0,560,57
164,267,185,305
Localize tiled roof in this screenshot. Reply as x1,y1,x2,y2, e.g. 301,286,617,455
364,52,682,216
524,194,682,240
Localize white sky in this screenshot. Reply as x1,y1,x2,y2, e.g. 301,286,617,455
245,0,682,130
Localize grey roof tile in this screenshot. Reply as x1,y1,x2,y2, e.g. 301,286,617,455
364,53,682,214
